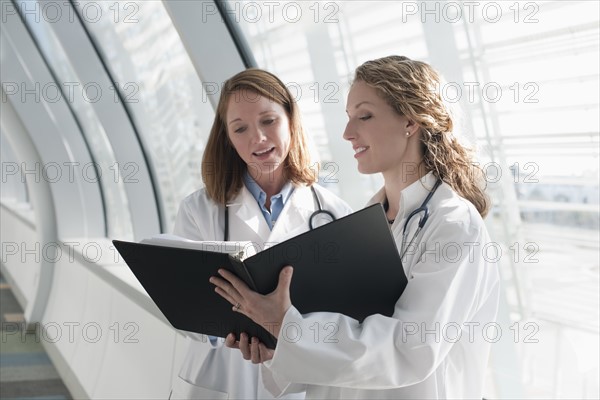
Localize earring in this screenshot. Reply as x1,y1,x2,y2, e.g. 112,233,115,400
406,132,410,137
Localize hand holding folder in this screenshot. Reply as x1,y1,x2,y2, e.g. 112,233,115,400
113,204,408,349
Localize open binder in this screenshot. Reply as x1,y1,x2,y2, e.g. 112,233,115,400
112,203,407,349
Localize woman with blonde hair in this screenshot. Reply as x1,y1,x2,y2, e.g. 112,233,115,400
211,56,500,399
171,68,352,399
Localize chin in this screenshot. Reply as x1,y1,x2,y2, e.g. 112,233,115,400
357,163,378,175
257,159,284,174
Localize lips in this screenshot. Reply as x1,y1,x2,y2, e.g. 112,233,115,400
253,147,275,156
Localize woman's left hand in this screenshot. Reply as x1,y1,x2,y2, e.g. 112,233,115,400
224,332,274,364
209,266,294,338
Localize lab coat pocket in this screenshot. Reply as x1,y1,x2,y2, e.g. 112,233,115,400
170,376,229,399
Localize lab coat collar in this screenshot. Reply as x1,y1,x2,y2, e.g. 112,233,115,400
227,185,271,240
269,184,315,242
367,172,439,223
226,184,315,244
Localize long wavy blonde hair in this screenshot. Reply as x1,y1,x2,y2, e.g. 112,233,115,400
354,55,490,217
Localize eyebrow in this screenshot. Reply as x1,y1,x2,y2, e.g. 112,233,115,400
346,101,374,113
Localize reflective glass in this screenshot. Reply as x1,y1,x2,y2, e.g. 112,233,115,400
20,0,133,239
78,0,214,233
0,132,30,206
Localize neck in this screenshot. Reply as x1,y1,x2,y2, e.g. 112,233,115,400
383,162,428,220
253,165,286,208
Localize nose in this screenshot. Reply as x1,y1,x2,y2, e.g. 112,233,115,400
250,124,267,143
342,120,355,142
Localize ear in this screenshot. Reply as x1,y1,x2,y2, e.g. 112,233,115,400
403,119,420,138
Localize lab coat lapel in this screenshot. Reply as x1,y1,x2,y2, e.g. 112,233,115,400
227,186,271,243
268,185,314,244
366,172,438,233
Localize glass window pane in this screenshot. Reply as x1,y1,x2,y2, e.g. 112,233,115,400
0,132,30,207
20,0,133,240
78,0,215,233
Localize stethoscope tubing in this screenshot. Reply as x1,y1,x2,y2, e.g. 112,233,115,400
400,178,443,259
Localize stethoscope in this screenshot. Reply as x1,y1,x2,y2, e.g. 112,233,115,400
223,186,336,241
398,178,443,259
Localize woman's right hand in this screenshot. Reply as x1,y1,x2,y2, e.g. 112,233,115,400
225,332,274,364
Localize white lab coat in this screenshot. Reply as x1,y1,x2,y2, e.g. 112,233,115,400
262,172,501,399
170,183,353,400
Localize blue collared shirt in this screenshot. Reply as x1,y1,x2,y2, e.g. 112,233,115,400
243,172,294,230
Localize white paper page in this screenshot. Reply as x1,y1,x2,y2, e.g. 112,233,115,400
140,233,259,259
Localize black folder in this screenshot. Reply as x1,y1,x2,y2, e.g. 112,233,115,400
112,203,407,349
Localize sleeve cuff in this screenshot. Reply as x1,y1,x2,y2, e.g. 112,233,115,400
261,363,306,397
265,306,302,371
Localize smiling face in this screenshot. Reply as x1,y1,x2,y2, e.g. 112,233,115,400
343,81,421,177
226,90,292,185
